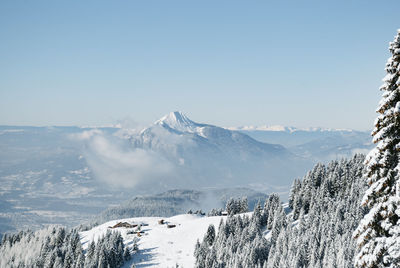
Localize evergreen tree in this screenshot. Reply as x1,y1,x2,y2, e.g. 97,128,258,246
124,247,131,261
74,252,85,268
354,29,400,268
226,198,236,216
252,201,262,230
64,247,75,268
0,226,130,268
288,178,301,209
204,225,216,247
240,197,248,213
54,256,64,268
85,241,97,268
195,155,366,268
45,248,57,268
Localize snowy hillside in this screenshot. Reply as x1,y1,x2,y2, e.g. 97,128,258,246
80,214,229,268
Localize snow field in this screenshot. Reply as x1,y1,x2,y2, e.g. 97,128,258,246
80,214,227,268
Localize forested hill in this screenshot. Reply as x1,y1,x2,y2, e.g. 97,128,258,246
85,188,267,230
195,154,366,267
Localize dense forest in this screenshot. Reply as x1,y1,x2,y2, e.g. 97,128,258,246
195,154,366,267
0,226,133,268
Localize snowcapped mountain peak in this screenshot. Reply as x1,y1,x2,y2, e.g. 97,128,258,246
155,111,204,133
157,111,192,125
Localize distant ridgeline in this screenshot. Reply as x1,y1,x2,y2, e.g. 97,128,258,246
83,188,268,230
195,154,366,267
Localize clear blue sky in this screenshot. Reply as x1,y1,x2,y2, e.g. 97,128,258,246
0,1,398,130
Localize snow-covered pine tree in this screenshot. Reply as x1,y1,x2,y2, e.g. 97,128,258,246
195,155,366,267
354,29,400,267
123,247,131,261
240,197,249,213
204,224,216,247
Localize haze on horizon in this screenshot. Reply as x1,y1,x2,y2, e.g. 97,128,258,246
0,1,398,130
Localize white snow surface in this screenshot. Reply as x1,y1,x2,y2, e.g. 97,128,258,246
155,111,207,134
80,214,227,268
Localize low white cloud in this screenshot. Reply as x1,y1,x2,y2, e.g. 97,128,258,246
71,129,103,140
71,130,174,189
351,148,371,155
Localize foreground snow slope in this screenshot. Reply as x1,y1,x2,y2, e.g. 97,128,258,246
80,214,227,268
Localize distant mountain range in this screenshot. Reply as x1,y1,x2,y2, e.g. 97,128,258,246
0,112,373,234
231,125,372,160
228,125,354,132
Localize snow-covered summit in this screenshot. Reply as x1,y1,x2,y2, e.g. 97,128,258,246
127,112,304,191
138,111,287,155
156,111,194,127
154,111,207,133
